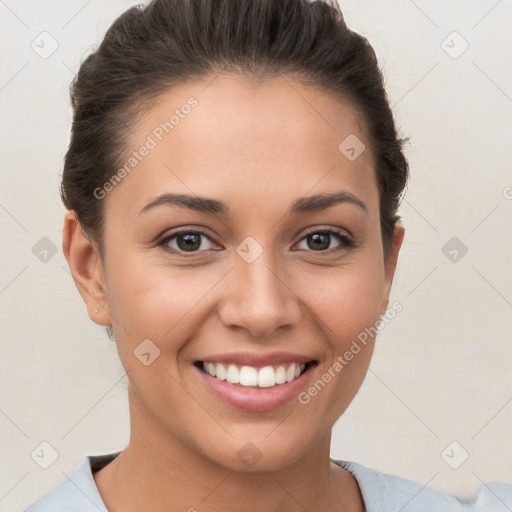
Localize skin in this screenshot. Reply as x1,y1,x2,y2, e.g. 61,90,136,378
63,73,405,512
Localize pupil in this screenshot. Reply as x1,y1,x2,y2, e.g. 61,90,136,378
177,233,201,251
309,232,329,251
175,232,331,252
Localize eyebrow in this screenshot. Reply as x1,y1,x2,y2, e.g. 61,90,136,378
138,191,368,217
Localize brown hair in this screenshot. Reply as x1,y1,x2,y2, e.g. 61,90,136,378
61,0,409,263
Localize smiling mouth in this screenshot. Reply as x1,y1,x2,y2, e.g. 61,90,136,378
194,360,317,388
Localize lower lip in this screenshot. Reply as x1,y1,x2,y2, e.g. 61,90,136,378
194,363,316,412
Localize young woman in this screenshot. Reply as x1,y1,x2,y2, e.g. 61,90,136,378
24,0,511,510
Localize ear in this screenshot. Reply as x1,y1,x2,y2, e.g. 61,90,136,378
380,222,405,315
62,210,111,327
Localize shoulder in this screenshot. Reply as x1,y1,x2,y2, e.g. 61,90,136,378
334,459,512,512
22,452,119,512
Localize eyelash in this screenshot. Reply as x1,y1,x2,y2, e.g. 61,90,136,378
158,227,355,257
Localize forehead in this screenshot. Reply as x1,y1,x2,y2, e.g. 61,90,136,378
107,73,378,220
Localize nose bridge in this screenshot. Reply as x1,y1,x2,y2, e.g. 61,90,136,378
218,240,301,337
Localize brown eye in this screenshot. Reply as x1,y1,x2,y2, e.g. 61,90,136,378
295,229,354,253
160,229,216,254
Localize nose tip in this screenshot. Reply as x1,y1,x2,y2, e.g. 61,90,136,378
217,261,301,338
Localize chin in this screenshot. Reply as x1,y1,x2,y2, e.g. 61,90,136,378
199,430,315,473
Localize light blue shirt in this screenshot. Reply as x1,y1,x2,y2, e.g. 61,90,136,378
23,451,512,511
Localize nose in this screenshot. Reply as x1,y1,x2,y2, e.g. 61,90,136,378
217,252,302,338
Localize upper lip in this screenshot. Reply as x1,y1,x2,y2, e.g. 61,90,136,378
196,351,317,368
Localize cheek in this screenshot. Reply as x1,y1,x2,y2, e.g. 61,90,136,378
106,242,385,356
304,263,385,343
107,254,216,347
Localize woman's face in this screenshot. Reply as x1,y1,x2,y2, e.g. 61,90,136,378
84,74,404,470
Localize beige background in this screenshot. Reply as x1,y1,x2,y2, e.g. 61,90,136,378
1,0,511,510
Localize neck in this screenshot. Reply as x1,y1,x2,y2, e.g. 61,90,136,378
93,388,365,512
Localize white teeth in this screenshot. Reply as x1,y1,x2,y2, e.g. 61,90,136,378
226,364,240,384
258,366,275,388
215,363,227,381
239,366,258,386
275,365,287,384
286,364,296,382
201,361,309,388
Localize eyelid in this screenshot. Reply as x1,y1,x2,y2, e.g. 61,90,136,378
157,227,216,244
299,225,350,239
158,228,218,252
293,226,355,252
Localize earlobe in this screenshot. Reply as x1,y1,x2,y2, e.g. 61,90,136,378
62,210,111,327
